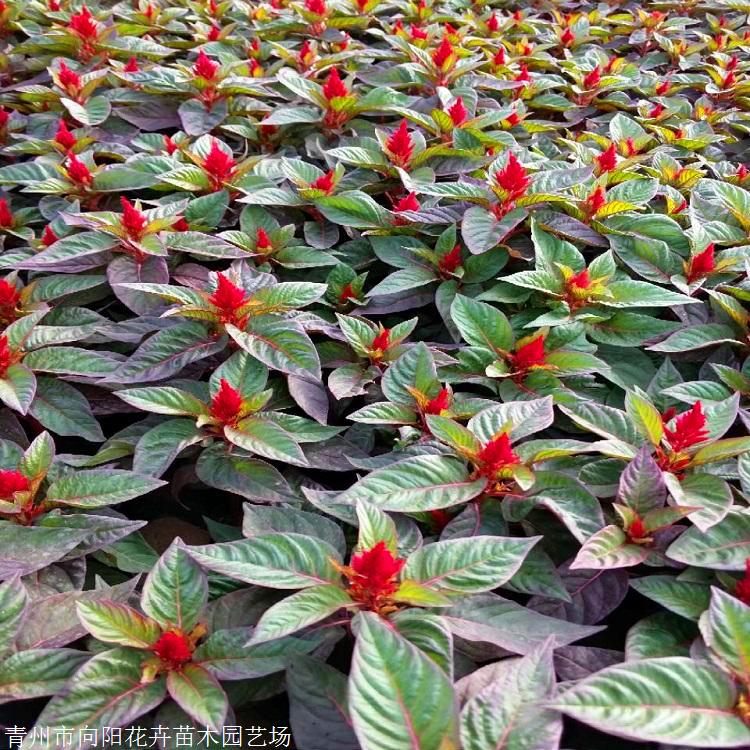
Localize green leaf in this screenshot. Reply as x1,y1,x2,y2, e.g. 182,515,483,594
450,294,513,352
336,455,486,511
250,584,352,644
403,535,539,594
0,364,36,415
45,469,165,508
625,390,663,445
76,601,161,648
349,611,459,750
166,663,228,733
316,192,390,229
700,587,750,683
117,386,208,417
141,542,208,631
667,509,750,570
0,649,90,706
186,533,342,588
571,525,650,569
630,575,711,621
550,657,750,747
226,418,307,466
0,577,27,660
28,378,104,443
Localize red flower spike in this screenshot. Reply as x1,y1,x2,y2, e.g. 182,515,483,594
495,153,530,202
429,509,452,531
0,335,12,376
0,108,8,129
505,111,521,127
655,78,670,95
120,197,148,240
738,164,748,181
627,516,647,542
431,37,454,69
68,5,99,39
164,135,178,155
386,120,413,166
193,50,219,81
49,0,60,9
207,24,221,41
727,55,739,72
447,97,467,126
370,327,390,353
0,198,13,227
392,192,420,212
515,63,530,82
511,334,546,371
41,225,59,246
66,153,93,186
624,137,638,156
298,40,315,67
207,273,248,321
322,68,348,100
172,217,189,232
438,244,462,274
560,27,575,46
649,102,664,118
672,199,688,214
686,243,715,283
0,278,20,322
305,0,326,14
255,227,273,251
661,406,677,424
210,378,243,425
424,387,451,415
664,401,709,452
569,267,591,290
722,70,736,89
347,541,405,608
487,13,499,32
58,62,82,92
124,56,140,73
202,140,237,189
478,433,520,473
410,24,428,41
309,170,335,193
338,282,357,303
443,23,457,36
735,559,750,606
585,185,606,215
54,120,76,151
0,469,29,499
493,48,506,66
596,144,617,173
583,66,601,89
152,631,193,668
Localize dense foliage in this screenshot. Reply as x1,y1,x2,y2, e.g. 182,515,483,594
1,0,750,748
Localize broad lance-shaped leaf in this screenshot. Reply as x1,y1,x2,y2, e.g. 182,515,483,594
0,526,91,578
0,649,90,706
667,509,750,570
45,469,165,508
460,640,562,750
185,532,342,588
571,525,650,570
549,656,750,747
166,663,228,733
700,587,750,683
0,577,27,660
287,656,359,750
21,648,167,750
76,601,161,649
349,611,459,750
402,535,539,594
336,455,486,511
141,541,208,632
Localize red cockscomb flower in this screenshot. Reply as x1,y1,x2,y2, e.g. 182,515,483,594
346,541,405,609
478,433,520,473
487,13,499,32
511,334,546,371
207,24,221,41
164,135,178,155
663,401,709,452
322,68,348,100
447,97,467,126
686,243,715,283
210,378,243,425
596,144,617,173
172,217,189,232
560,26,575,46
505,111,521,127
410,24,427,41
735,559,750,606
649,102,665,118
202,140,237,190
0,108,9,130
722,70,736,89
627,515,648,542
370,327,390,354
338,283,357,303
68,5,99,39
207,273,248,323
298,40,315,67
124,56,140,73
392,192,420,213
582,66,601,89
41,225,58,246
514,63,530,83
120,197,147,240
0,335,13,376
49,0,60,9
438,244,462,274
309,170,335,193
58,62,82,94
152,631,193,668
0,198,13,227
495,153,530,201
431,37,454,69
738,164,748,181
193,50,219,81
0,469,29,498
585,185,606,216
66,153,93,186
493,47,506,66
655,78,670,96
568,267,591,290
255,227,273,251
55,120,77,150
305,0,327,14
424,387,451,415
386,120,413,167
0,278,20,323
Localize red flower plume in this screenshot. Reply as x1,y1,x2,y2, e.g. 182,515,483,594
309,170,335,193
202,140,237,189
370,327,390,353
596,144,617,173
424,387,451,415
392,192,420,212
124,56,140,73
438,244,462,274
120,197,148,240
487,13,499,32
152,631,193,668
255,227,273,251
585,185,606,215
385,120,413,167
66,153,93,186
0,335,13,376
193,50,219,81
207,273,248,323
55,120,77,151
663,401,709,452
686,244,715,283
582,66,601,89
346,541,405,609
305,0,327,14
322,68,348,100
431,37,454,69
495,153,530,202
447,97,467,126
568,267,591,289
0,198,13,227
560,27,575,46
511,334,546,371
478,433,520,473
210,379,243,425
0,469,29,499
41,225,59,246
0,278,20,322
68,5,99,39
58,62,82,93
